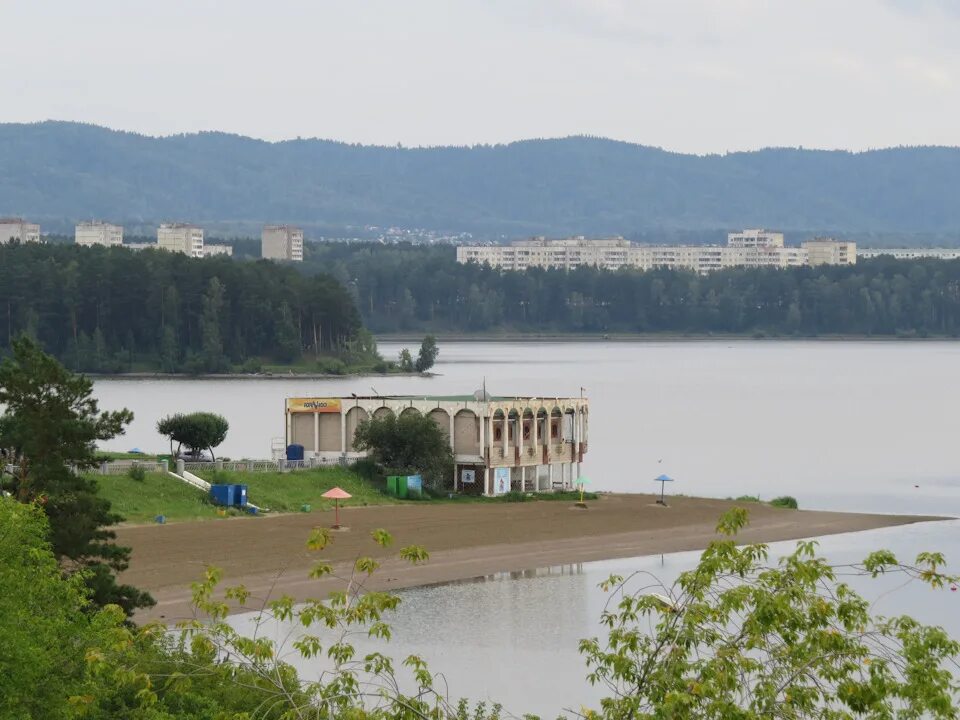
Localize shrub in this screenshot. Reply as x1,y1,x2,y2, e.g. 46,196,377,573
127,465,146,482
502,491,530,502
770,495,799,509
734,494,761,503
316,357,347,375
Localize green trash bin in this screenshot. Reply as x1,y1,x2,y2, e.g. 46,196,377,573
386,475,408,498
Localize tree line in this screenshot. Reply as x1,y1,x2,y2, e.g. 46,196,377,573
0,243,365,372
308,243,960,336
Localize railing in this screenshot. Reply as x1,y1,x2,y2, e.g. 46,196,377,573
101,460,167,475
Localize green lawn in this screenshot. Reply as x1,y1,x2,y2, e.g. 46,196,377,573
94,467,400,524
199,467,400,513
94,472,217,524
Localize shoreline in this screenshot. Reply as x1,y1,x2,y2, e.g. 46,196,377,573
116,494,946,624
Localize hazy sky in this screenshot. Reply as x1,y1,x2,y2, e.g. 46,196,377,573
2,0,958,153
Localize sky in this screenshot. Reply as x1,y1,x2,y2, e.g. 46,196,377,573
2,0,959,154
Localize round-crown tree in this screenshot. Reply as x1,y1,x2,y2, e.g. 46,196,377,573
157,411,229,460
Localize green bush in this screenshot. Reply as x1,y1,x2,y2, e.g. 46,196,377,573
770,495,799,509
127,465,146,482
316,357,347,375
502,491,530,502
734,494,761,503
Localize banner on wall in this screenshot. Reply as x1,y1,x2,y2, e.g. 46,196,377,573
493,467,511,495
461,468,476,484
286,398,342,413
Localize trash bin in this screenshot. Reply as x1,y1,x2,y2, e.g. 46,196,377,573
155,515,166,524
286,444,305,461
210,484,232,506
234,484,248,507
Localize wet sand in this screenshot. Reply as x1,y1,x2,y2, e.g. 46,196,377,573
116,494,943,623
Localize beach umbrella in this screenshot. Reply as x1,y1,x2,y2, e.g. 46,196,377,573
575,475,590,504
128,448,144,454
654,474,674,505
322,487,352,528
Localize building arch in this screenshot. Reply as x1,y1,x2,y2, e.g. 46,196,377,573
453,409,479,454
345,406,369,452
373,406,393,421
400,407,421,418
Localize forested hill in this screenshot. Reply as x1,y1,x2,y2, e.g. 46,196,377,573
310,243,960,337
3,121,960,235
0,243,365,373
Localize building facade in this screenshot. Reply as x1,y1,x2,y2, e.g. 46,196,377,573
457,231,852,275
0,217,41,244
284,394,589,496
857,248,960,261
157,223,204,257
262,225,304,261
803,238,857,266
75,221,123,247
727,228,785,248
202,244,233,257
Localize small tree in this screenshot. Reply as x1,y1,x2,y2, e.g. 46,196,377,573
415,334,439,372
157,411,229,460
579,507,960,718
353,412,454,491
398,347,414,372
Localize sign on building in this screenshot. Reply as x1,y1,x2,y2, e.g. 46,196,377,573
286,398,342,413
493,467,511,495
461,468,476,484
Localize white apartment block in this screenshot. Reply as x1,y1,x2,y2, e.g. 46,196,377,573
75,221,123,247
157,223,204,258
857,248,960,261
202,244,233,257
457,232,855,275
262,225,304,261
803,238,857,266
727,228,785,248
0,217,41,244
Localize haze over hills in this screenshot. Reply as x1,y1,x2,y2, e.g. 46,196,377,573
2,120,960,240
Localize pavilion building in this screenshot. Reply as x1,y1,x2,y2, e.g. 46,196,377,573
283,394,589,496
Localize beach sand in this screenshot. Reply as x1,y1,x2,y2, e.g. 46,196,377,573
116,494,942,623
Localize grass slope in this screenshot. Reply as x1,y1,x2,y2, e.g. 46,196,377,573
95,467,399,524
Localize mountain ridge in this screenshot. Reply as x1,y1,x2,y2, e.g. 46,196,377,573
2,120,960,236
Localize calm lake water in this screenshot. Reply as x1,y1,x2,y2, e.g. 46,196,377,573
95,341,960,716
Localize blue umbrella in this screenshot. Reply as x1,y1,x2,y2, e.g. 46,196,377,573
128,448,144,455
654,474,674,505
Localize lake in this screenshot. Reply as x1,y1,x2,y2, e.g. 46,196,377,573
95,341,960,716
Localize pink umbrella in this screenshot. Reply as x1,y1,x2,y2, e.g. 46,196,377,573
322,487,352,528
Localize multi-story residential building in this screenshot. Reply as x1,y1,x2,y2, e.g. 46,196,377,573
0,217,41,244
75,221,123,247
202,244,233,257
457,231,843,275
803,238,857,266
857,248,960,260
727,228,785,249
262,225,304,261
157,223,204,258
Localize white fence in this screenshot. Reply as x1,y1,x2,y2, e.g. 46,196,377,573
99,460,168,475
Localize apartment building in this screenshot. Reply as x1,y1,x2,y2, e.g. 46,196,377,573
202,244,233,257
857,248,960,261
727,228,785,248
157,223,204,258
262,225,304,261
75,221,123,247
803,238,857,266
0,217,41,244
457,231,847,275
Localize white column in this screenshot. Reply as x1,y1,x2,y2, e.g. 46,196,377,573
449,413,456,451
313,413,320,455
479,412,486,460
340,410,347,454
285,411,292,447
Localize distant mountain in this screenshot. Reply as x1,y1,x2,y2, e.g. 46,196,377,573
2,121,960,237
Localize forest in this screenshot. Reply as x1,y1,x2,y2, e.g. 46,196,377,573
308,243,960,337
0,243,366,373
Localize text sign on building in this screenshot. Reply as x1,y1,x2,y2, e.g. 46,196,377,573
286,398,342,413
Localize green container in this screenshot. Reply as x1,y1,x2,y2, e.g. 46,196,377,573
300,503,311,513
386,475,408,498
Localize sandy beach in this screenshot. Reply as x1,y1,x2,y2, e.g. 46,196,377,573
117,494,943,623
